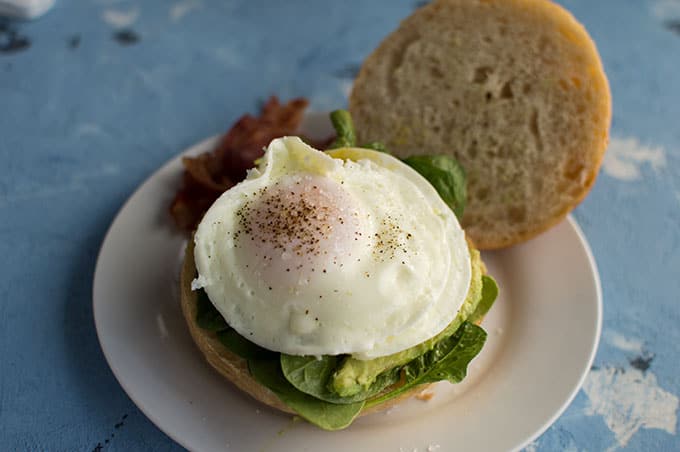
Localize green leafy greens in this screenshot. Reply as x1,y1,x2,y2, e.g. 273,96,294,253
468,275,499,325
280,354,400,404
216,329,276,360
366,322,486,408
359,141,389,153
328,246,486,397
327,109,389,153
402,155,467,220
326,110,467,220
249,359,365,430
193,288,492,430
195,289,228,331
328,110,357,149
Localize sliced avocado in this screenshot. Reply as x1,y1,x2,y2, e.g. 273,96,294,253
468,275,499,325
331,247,486,397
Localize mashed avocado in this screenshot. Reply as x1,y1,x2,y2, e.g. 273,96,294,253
330,246,485,397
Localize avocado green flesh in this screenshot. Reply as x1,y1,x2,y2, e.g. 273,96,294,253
331,247,485,397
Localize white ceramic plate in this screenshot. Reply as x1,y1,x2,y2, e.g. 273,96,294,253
93,113,602,452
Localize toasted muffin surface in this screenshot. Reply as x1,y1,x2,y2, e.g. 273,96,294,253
349,0,611,249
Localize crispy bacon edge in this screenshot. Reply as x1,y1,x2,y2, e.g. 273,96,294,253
169,96,331,232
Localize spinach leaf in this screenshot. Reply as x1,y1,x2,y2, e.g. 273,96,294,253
360,141,389,153
280,354,400,404
216,329,277,360
325,111,466,219
327,110,389,153
249,359,364,431
194,290,364,430
328,110,357,149
468,275,499,325
195,289,229,332
402,155,467,220
365,322,486,408
194,289,275,359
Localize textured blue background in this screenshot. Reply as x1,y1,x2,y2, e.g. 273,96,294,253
1,0,679,451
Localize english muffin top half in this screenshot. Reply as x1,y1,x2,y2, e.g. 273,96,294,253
350,0,611,249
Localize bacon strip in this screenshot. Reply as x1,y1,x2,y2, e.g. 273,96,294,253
170,96,326,232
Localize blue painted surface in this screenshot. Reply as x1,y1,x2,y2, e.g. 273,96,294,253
1,0,678,450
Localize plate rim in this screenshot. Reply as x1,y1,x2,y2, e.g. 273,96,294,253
508,215,603,452
92,134,219,451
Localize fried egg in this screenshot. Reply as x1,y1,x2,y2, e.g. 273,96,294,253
193,137,471,359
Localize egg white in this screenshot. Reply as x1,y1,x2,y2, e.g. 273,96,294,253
193,137,471,359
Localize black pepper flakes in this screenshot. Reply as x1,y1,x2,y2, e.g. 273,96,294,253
232,180,360,272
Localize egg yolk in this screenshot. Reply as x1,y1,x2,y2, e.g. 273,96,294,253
234,174,367,290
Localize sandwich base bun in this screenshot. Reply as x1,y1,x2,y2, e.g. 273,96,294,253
349,0,611,249
180,241,435,418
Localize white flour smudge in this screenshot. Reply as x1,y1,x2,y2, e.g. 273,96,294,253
170,0,202,22
603,330,644,353
653,0,680,19
214,46,244,68
102,7,140,28
309,95,339,113
339,80,353,99
583,367,679,449
75,123,106,138
602,137,666,181
522,439,539,452
0,164,120,206
156,314,169,339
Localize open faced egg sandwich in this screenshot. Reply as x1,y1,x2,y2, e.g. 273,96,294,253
180,111,498,430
